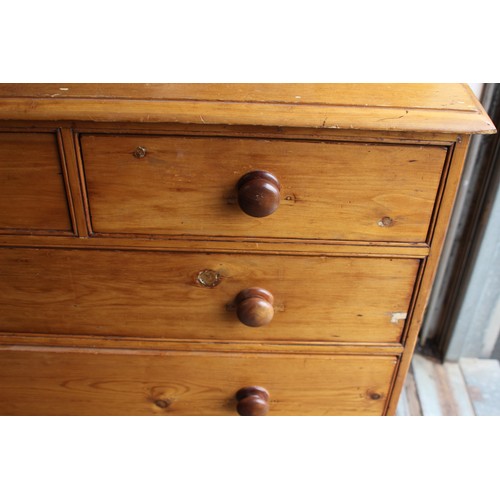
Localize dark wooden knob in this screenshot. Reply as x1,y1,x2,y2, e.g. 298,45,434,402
237,171,281,218
235,287,274,327
236,386,270,416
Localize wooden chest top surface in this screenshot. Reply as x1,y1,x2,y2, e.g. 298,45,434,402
0,83,495,134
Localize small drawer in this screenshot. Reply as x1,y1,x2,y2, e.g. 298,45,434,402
81,134,447,243
0,347,397,415
0,248,419,344
0,132,72,233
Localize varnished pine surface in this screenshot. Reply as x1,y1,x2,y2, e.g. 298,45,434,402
0,120,463,144
0,233,431,257
0,83,483,110
0,333,405,355
0,84,494,133
0,132,72,232
386,138,471,414
81,134,447,243
0,248,419,344
0,347,397,415
0,85,492,416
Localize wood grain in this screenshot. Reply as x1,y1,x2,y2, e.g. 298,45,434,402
0,83,482,110
0,120,465,146
395,365,422,416
459,358,500,416
386,138,472,414
0,85,493,416
0,347,397,415
0,132,72,232
443,362,475,416
81,134,447,243
0,84,494,133
396,355,497,416
0,333,405,355
0,233,431,257
412,354,454,416
0,248,419,343
58,129,89,236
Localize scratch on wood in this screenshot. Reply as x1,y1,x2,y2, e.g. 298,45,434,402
377,110,409,122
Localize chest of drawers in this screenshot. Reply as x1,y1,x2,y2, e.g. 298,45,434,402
0,84,494,415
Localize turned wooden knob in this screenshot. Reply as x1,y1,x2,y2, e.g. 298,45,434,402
235,287,274,327
236,386,270,416
237,171,281,217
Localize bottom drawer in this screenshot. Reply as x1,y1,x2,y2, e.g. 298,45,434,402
0,348,397,416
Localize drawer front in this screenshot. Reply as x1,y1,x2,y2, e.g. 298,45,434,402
0,348,397,415
81,135,446,243
0,132,72,232
0,248,418,343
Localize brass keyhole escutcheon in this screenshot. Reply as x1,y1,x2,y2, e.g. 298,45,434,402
196,269,222,288
133,146,147,159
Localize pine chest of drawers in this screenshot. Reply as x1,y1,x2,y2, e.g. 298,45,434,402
0,84,494,415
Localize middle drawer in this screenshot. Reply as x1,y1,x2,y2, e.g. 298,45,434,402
0,248,418,343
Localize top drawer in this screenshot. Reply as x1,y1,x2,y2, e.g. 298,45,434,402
81,134,447,243
0,132,72,233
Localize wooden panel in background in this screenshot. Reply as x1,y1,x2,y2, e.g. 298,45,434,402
460,358,500,416
443,362,475,416
412,355,452,416
0,348,397,416
395,365,422,416
397,354,477,416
